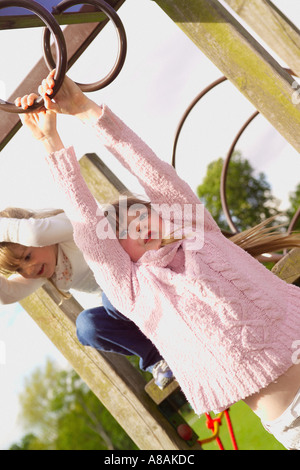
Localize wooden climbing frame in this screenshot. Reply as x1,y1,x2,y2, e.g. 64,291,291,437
1,0,300,450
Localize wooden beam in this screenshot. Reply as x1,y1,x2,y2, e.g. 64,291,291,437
0,22,100,151
0,0,126,151
225,0,300,78
20,283,198,450
0,12,106,30
19,154,201,450
272,248,300,284
154,0,300,153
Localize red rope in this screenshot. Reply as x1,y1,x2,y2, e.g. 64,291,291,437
216,437,224,450
224,409,238,450
197,409,238,450
197,412,225,449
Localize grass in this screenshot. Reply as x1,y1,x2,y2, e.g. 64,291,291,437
183,401,286,450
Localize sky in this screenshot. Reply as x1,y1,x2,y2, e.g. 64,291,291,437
0,0,299,449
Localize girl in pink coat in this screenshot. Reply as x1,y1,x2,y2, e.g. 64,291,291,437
17,72,300,449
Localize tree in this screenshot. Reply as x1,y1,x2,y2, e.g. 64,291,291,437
197,152,280,231
10,359,138,450
9,433,46,450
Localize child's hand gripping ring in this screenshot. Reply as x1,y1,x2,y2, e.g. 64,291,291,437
0,0,68,113
42,0,127,92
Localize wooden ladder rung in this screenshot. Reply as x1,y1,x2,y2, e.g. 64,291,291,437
272,248,300,284
145,379,180,405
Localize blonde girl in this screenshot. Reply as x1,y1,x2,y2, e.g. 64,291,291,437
0,206,170,382
17,72,300,449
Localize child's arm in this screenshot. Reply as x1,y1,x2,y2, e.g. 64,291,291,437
0,212,73,246
16,71,102,127
94,107,198,207
18,95,136,314
44,146,135,314
32,72,218,232
0,274,45,305
93,106,219,231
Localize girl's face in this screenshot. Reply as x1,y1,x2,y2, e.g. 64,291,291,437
13,245,58,279
118,207,163,262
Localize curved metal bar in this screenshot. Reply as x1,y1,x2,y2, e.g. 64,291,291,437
220,68,299,234
0,0,67,113
43,0,127,91
173,69,299,242
220,110,259,233
172,76,227,168
288,206,300,234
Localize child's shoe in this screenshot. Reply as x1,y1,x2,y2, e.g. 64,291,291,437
152,360,174,390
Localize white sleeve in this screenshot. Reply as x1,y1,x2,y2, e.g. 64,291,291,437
0,212,74,247
0,273,45,305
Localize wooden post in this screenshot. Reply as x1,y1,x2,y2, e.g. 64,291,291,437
225,0,300,77
154,0,300,153
19,154,201,451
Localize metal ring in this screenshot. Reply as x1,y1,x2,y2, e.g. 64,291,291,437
172,69,299,236
0,0,67,113
220,68,298,234
220,110,259,233
172,77,227,167
43,0,127,91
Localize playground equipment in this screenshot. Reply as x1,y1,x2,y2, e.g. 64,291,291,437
1,0,300,450
0,0,127,112
145,378,238,450
0,0,67,112
43,0,126,92
172,69,300,245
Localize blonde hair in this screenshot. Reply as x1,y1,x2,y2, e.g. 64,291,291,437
0,207,63,220
104,196,300,258
0,207,70,300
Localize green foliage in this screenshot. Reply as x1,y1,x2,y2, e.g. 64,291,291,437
184,401,285,450
9,433,47,451
10,359,138,450
197,152,280,231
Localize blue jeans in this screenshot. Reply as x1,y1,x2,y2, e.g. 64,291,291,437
76,292,162,371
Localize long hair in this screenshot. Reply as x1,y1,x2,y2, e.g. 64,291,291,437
103,196,300,258
0,207,70,300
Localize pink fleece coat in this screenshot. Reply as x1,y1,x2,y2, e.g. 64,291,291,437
46,106,300,415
